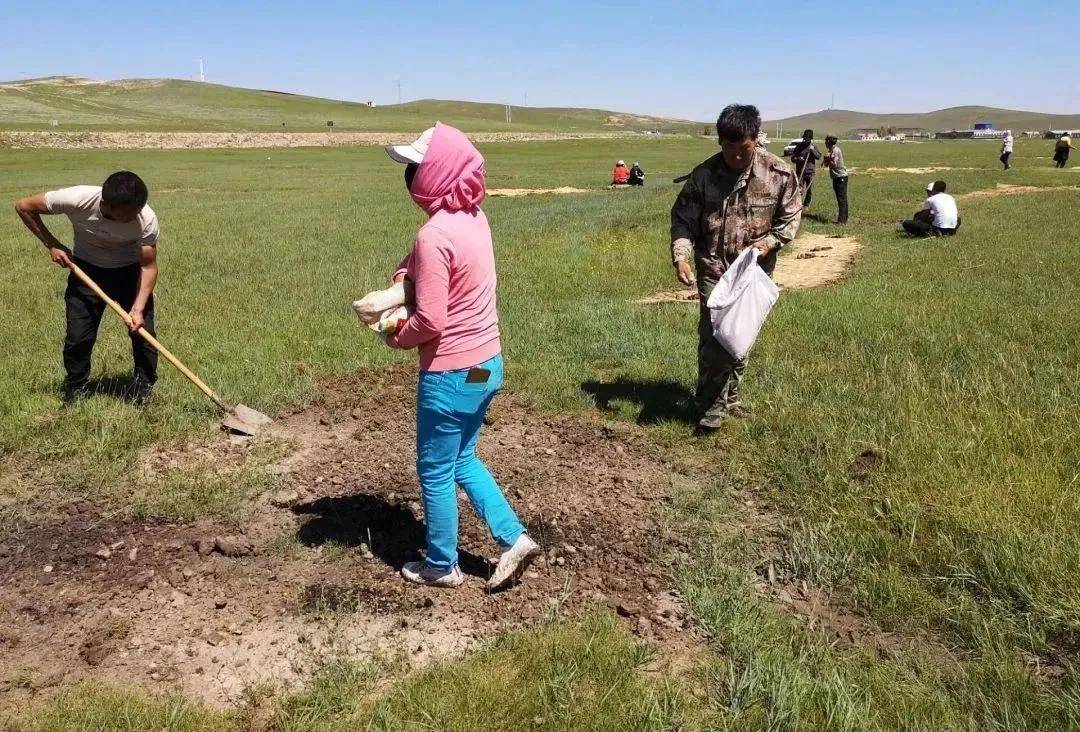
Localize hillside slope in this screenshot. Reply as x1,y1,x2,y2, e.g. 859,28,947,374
767,106,1080,137
0,76,698,133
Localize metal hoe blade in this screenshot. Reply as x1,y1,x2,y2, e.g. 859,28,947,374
221,404,273,436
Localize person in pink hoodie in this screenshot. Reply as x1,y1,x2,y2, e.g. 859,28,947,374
385,123,540,590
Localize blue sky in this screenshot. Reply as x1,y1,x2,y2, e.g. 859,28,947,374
2,0,1075,120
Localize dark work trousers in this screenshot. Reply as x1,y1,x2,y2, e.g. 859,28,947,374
901,219,959,237
831,175,849,223
64,258,157,389
695,250,777,425
1000,152,1012,169
799,170,815,207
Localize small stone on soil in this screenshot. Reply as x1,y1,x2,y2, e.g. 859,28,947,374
270,489,300,508
214,535,253,557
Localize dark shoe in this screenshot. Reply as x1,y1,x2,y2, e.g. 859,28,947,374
61,382,89,405
130,381,155,408
695,412,726,434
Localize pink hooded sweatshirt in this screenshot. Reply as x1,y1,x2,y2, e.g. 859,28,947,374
389,123,502,371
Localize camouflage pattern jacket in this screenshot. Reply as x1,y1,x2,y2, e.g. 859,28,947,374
670,150,802,281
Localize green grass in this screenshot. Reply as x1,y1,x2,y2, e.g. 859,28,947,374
0,77,697,134
2,137,1078,727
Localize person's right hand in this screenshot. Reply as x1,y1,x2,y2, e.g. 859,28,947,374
675,260,696,286
48,245,73,268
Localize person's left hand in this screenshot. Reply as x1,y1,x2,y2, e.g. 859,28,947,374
127,309,145,333
755,241,776,255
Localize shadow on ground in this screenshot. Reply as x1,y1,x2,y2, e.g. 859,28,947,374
52,375,148,404
293,493,493,579
581,379,696,426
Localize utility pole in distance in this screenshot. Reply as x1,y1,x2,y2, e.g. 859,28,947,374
197,58,205,82
397,79,402,105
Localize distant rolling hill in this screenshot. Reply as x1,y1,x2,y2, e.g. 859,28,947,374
0,76,698,134
766,106,1080,138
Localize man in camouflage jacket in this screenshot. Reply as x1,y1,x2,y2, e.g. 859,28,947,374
670,104,802,432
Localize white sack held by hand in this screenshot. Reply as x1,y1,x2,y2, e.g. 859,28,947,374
706,247,780,361
369,305,411,341
352,281,407,325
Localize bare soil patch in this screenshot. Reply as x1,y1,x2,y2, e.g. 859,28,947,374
774,234,861,290
635,233,861,304
634,289,699,305
487,187,593,198
0,131,635,151
854,166,972,175
959,183,1080,200
0,369,699,709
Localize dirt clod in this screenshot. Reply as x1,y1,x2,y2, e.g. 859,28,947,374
214,536,253,557
849,449,883,482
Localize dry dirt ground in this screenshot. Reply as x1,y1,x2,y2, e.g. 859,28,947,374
0,131,639,150
487,187,594,198
959,183,1080,200
0,369,703,709
634,233,861,304
851,166,973,175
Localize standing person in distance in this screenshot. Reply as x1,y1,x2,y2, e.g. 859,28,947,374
1053,133,1072,168
670,104,802,433
823,135,849,224
789,129,822,211
1000,130,1014,170
383,123,540,591
14,172,160,404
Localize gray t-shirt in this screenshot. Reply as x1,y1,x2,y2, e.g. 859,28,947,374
827,146,848,178
44,185,158,268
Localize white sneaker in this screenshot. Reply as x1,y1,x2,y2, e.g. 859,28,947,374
401,561,464,588
487,534,541,592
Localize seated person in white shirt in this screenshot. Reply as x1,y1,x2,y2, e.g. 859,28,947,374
902,180,960,237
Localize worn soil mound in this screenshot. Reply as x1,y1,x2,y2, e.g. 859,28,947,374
487,187,593,197
0,369,698,708
855,166,970,175
635,234,861,304
959,183,1080,200
773,233,861,290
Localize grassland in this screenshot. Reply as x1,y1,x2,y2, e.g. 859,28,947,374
769,105,1080,137
1,136,1078,728
0,77,697,134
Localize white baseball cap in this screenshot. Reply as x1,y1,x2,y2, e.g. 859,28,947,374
926,182,935,193
387,126,436,164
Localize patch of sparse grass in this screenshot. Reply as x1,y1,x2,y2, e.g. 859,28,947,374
9,682,242,731
360,615,703,731
273,530,305,559
272,657,383,730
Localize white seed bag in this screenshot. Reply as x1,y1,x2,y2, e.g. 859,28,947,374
706,247,780,361
352,281,407,325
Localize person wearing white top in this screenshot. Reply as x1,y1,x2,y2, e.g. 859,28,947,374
14,172,160,403
902,180,960,237
1000,131,1014,170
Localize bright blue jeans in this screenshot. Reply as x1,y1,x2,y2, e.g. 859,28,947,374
416,354,525,571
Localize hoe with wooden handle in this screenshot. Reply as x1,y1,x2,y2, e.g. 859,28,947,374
67,260,272,436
